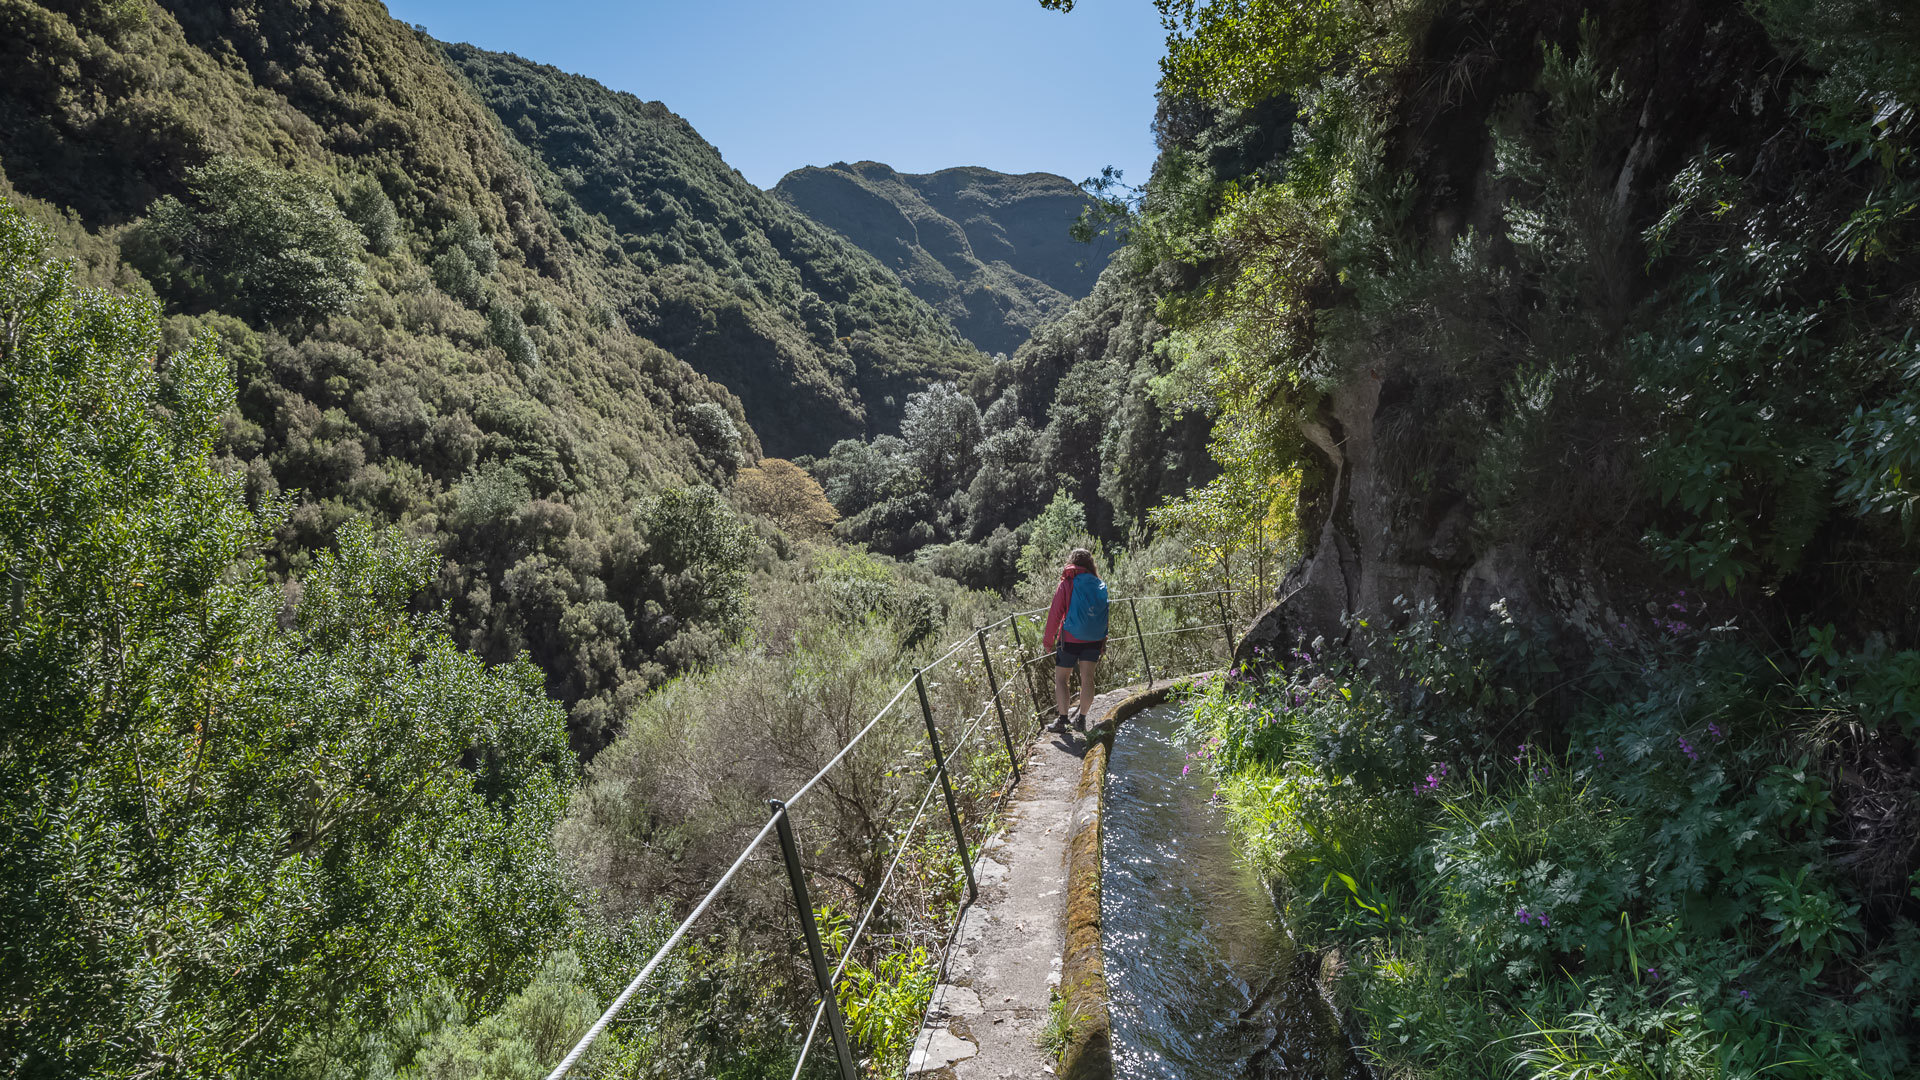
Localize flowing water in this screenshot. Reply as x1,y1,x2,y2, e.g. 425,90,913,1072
1103,702,1368,1080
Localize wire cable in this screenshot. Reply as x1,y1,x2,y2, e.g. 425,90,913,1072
542,814,782,1080
547,591,1240,1077
786,767,947,1080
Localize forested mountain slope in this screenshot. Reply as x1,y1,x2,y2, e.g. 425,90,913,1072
441,45,983,453
0,0,985,750
774,161,1116,355
805,257,1216,587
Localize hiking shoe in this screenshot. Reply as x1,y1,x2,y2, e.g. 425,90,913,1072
1071,710,1088,731
1045,714,1070,733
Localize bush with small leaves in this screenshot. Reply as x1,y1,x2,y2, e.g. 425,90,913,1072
132,156,366,323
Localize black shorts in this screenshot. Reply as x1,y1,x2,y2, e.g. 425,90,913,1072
1055,639,1106,667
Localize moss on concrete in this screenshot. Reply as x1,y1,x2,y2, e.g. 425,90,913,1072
1056,676,1211,1080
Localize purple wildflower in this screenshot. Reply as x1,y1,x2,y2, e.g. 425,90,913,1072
1738,989,1751,1001
1708,722,1724,742
1515,907,1530,922
1537,913,1550,928
1593,746,1606,762
1678,736,1698,762
1512,743,1530,766
1646,967,1661,982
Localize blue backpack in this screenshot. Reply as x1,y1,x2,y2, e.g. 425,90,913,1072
1063,573,1109,641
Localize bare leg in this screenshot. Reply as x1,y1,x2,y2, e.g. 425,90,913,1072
1054,664,1071,716
1077,660,1098,717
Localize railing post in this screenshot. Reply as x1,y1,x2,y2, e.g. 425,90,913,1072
977,627,1020,783
1128,597,1153,687
1009,614,1045,721
1216,590,1235,663
767,800,860,1080
915,670,978,902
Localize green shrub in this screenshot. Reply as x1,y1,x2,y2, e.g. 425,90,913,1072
1183,612,1920,1079
131,156,366,323
433,245,484,305
345,176,401,257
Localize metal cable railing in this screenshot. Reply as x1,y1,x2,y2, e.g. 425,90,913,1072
542,587,1246,1080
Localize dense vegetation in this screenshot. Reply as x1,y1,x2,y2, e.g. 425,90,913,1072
1082,0,1920,1073
0,0,999,756
0,201,595,1077
773,162,1116,356
8,0,1919,1074
0,197,1031,1076
0,0,1010,1073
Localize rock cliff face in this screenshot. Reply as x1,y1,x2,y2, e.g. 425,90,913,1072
1238,0,1908,659
773,162,1118,355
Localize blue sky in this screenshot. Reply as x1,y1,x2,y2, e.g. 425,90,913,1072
383,0,1168,190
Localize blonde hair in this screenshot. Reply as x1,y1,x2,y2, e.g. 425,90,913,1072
1068,548,1096,572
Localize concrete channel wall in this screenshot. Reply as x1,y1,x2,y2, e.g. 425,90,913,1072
1056,679,1191,1080
1052,672,1377,1080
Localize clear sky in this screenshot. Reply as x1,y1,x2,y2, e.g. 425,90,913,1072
381,0,1168,191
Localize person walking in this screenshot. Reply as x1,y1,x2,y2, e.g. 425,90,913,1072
1042,548,1108,733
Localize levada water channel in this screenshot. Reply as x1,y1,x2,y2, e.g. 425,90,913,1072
1103,702,1368,1079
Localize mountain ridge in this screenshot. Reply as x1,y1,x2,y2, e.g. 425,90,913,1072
773,159,1117,356
439,43,986,455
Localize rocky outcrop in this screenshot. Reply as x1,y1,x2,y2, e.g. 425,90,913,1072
1240,0,1800,660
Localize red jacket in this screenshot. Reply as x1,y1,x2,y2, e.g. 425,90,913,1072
1044,565,1105,649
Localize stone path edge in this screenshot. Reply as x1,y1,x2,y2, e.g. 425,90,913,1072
1057,674,1214,1080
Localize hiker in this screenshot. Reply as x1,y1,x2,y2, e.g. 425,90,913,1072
1042,548,1108,733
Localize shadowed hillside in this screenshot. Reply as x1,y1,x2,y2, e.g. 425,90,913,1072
774,161,1118,355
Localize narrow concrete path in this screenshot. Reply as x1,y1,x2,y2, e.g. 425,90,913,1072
908,685,1137,1079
